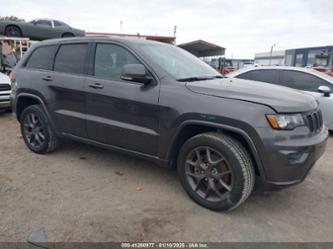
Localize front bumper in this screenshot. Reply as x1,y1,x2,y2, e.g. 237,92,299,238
0,91,11,109
256,126,328,191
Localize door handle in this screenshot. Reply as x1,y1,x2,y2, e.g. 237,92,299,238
88,83,104,89
41,76,53,81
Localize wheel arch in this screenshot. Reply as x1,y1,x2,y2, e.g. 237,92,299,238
15,93,56,132
168,120,265,178
62,32,75,37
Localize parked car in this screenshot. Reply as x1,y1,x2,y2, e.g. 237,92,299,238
228,66,333,131
0,19,85,40
11,38,328,211
0,72,11,111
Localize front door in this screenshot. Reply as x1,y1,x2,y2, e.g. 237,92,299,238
85,43,160,156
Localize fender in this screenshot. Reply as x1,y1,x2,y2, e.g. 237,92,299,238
168,120,267,180
15,93,58,134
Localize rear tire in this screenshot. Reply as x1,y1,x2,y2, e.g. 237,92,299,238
20,105,59,154
177,132,255,211
5,25,22,37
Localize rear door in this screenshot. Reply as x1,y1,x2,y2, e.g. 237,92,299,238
85,42,160,155
47,42,90,137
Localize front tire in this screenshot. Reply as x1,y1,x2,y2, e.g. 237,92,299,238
177,132,255,211
20,105,59,154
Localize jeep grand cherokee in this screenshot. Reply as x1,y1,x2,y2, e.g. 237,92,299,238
10,37,328,211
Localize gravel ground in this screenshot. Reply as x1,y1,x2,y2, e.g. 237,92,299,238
0,111,333,242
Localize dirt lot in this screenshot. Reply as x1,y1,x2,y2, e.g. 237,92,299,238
0,111,333,242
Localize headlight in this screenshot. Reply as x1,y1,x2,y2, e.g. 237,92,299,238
266,114,305,130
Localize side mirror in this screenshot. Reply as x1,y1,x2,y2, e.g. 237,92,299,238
121,64,152,85
318,85,331,97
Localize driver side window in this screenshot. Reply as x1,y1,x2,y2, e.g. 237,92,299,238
94,44,142,81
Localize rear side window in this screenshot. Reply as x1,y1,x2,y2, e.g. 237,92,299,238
26,45,57,70
237,70,279,84
54,44,89,75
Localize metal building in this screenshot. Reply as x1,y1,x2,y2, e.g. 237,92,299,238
254,50,285,66
285,46,333,68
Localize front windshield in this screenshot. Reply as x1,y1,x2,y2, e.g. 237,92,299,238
133,41,221,80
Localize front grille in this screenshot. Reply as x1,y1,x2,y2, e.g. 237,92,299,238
305,110,323,133
0,84,11,91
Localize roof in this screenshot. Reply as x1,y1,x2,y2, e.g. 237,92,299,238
25,36,176,55
286,45,333,52
178,39,225,57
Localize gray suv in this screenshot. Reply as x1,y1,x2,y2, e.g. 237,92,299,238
10,37,328,211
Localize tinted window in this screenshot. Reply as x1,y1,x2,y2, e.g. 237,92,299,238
236,71,253,80
280,70,330,92
26,45,57,70
54,44,88,75
94,44,141,81
237,70,279,84
35,20,52,27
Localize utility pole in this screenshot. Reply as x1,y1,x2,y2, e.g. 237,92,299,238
269,44,276,66
173,25,177,45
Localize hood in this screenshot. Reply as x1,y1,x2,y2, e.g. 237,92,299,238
186,78,318,113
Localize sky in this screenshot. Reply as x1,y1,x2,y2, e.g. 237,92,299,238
0,0,333,59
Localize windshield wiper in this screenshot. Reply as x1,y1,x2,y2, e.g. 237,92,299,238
177,75,224,82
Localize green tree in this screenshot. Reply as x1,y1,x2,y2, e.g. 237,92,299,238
0,16,25,22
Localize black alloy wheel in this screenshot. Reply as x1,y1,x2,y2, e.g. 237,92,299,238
185,146,233,202
20,105,59,154
177,132,255,211
22,112,46,150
